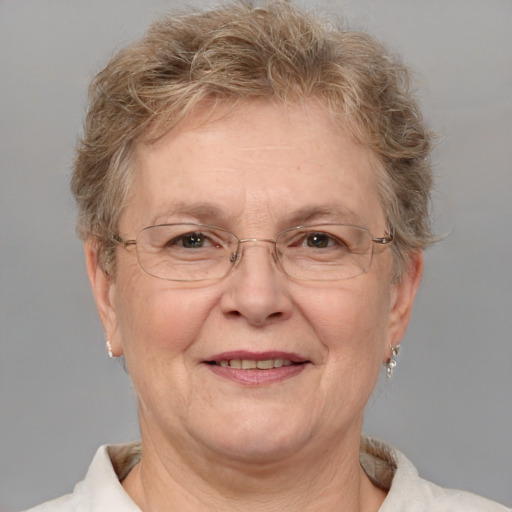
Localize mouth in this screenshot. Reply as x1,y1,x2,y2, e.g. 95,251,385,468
203,352,309,384
206,358,304,370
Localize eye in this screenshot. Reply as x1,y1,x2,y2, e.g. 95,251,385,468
165,231,222,250
177,232,208,249
304,232,336,249
281,228,350,252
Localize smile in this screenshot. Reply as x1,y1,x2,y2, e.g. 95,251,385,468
204,352,309,384
211,358,298,369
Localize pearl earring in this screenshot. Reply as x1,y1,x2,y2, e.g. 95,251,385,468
106,340,114,359
386,344,401,378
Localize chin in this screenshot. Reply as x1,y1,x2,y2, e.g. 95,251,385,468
194,408,316,463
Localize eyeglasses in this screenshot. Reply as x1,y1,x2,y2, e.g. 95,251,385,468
111,223,393,282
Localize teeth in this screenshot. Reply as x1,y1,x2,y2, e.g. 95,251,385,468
241,359,257,369
256,359,274,369
217,358,297,369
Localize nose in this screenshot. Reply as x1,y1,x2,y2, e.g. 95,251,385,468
220,241,293,327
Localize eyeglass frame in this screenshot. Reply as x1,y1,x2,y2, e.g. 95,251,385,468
110,222,394,282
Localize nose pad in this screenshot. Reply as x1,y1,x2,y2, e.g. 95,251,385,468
230,241,279,272
221,241,291,326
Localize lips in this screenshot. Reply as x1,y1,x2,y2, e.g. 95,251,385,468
204,351,309,384
205,351,307,367
211,358,296,369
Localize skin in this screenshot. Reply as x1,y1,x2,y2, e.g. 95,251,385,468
86,101,423,512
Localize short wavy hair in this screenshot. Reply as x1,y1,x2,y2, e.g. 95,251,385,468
72,0,435,280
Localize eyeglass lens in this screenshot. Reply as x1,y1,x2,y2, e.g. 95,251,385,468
132,223,376,282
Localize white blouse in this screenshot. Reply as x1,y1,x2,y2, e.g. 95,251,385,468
25,437,510,511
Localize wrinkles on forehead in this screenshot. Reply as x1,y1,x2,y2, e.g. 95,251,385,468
121,101,386,239
147,202,366,232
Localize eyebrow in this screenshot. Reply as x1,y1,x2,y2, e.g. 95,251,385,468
286,204,365,227
150,202,365,228
151,203,228,225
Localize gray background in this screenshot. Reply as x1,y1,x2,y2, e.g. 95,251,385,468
1,0,511,510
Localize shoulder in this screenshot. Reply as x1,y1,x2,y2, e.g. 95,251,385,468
22,442,142,512
360,436,510,512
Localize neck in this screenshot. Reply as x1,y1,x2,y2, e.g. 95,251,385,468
122,422,386,512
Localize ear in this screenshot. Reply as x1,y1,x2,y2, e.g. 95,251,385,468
84,240,123,357
385,251,424,357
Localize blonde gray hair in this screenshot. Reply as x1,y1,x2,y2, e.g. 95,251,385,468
72,0,435,279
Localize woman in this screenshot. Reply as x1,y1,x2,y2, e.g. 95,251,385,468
25,1,509,511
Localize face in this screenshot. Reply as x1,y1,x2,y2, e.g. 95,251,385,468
87,102,422,464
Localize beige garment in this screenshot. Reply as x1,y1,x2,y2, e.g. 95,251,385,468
25,437,510,511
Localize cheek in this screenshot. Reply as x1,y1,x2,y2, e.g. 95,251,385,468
287,281,393,427
114,274,218,362
297,281,391,366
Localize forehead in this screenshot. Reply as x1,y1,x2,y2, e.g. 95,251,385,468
123,102,385,232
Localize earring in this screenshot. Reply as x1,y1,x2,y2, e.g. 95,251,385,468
106,340,114,359
386,344,401,379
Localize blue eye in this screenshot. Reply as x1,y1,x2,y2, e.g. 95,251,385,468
162,231,213,250
305,232,332,248
179,232,206,249
165,229,228,250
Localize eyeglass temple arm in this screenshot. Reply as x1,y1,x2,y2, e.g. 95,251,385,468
372,227,394,245
110,233,137,248
372,236,393,245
